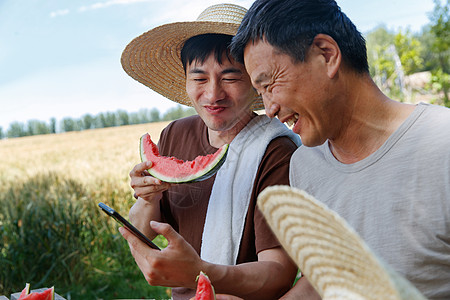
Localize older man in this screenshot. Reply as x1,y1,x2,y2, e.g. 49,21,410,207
231,0,450,299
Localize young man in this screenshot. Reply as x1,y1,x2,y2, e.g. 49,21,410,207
230,0,450,299
119,4,303,300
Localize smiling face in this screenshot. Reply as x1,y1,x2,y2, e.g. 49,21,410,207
243,39,342,147
186,52,255,136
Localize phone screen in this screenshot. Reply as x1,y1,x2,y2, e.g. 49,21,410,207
98,202,161,250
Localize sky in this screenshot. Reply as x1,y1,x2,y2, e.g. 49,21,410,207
0,0,440,130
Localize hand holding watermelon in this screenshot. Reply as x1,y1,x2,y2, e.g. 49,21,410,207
129,159,171,201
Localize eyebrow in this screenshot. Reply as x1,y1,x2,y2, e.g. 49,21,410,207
188,67,242,75
253,73,269,86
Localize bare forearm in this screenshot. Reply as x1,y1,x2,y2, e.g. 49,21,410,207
129,197,161,239
201,253,296,299
279,276,321,300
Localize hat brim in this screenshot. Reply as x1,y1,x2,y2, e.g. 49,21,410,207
121,21,264,110
257,185,426,300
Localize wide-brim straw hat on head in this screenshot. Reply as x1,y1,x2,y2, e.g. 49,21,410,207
121,3,264,110
258,185,426,300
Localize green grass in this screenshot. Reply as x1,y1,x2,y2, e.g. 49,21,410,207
0,172,170,299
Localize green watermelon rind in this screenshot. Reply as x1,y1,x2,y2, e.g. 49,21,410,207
139,134,229,184
188,145,228,183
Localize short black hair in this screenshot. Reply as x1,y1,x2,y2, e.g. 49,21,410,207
230,0,369,74
181,33,233,73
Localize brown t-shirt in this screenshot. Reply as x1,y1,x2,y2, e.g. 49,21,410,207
158,115,298,299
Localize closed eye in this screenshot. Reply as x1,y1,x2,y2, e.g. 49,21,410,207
193,78,207,82
223,77,240,82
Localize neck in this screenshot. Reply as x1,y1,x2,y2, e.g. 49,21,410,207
208,112,256,148
329,75,415,164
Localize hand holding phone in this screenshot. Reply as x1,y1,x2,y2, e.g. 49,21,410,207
98,202,161,250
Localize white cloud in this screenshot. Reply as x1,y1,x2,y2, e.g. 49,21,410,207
139,0,255,28
78,0,155,12
49,9,70,18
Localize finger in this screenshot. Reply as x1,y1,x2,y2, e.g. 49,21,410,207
119,227,156,283
133,182,170,196
119,227,157,255
131,175,164,190
140,175,163,186
150,221,180,244
129,161,152,177
119,226,137,244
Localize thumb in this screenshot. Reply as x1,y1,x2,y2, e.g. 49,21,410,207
150,221,180,243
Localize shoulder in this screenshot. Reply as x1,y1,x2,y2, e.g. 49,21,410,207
160,115,203,140
409,103,450,145
418,103,450,124
158,115,209,158
292,142,326,160
265,135,299,158
162,115,203,133
258,136,299,180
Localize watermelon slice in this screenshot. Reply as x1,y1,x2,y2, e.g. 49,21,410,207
195,271,216,300
17,285,54,300
139,133,228,183
19,283,30,298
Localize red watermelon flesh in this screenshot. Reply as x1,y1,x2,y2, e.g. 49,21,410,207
18,286,54,300
139,133,228,183
195,271,216,300
19,283,30,298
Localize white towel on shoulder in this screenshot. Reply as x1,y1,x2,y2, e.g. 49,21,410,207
200,115,301,265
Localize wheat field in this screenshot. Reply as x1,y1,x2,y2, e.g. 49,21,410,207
0,121,171,189
0,121,174,298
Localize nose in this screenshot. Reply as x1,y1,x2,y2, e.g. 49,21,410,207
262,94,279,118
204,81,225,102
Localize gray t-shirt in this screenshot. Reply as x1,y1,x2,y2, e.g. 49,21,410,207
290,103,450,299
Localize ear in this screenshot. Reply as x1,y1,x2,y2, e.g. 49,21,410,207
311,34,341,78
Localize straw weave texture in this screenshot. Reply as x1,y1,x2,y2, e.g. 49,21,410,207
121,4,264,110
258,185,426,300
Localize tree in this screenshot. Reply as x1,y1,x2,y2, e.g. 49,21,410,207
27,119,50,136
162,105,196,121
7,122,27,138
366,25,426,101
394,30,424,75
427,0,449,106
50,118,57,134
0,127,4,139
366,26,399,96
150,108,161,122
82,114,95,130
117,110,130,126
61,117,78,132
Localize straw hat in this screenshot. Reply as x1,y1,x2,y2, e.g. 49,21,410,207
257,185,426,300
121,3,264,110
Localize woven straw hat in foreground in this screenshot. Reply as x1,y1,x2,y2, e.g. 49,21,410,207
258,185,426,300
121,3,264,110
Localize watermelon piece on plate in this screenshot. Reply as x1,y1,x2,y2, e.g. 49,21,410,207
139,133,228,183
18,286,54,300
18,283,30,298
195,271,216,300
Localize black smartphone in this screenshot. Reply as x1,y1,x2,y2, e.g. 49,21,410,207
98,202,161,250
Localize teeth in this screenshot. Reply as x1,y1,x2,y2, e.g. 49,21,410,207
285,114,299,127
